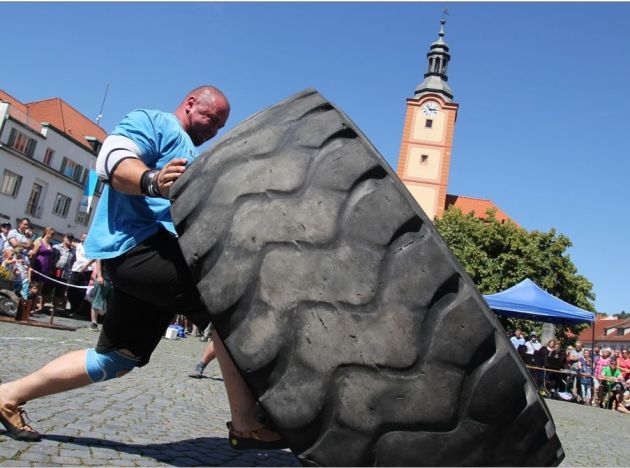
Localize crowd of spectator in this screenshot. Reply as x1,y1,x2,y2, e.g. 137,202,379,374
1,218,111,329
510,328,630,414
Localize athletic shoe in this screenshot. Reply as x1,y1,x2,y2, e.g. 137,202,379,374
188,362,206,379
89,322,98,332
0,400,41,442
227,421,288,450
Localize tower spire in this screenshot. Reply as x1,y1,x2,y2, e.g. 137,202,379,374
413,15,454,101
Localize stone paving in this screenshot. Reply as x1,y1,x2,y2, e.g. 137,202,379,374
1,319,629,466
0,320,299,467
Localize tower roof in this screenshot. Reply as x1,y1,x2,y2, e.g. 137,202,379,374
414,18,454,101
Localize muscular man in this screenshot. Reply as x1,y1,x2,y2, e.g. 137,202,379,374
0,86,284,449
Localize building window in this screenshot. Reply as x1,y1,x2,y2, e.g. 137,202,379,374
0,170,23,198
420,154,429,165
53,193,72,218
8,128,37,157
60,157,85,183
75,206,92,226
618,328,625,337
425,119,433,128
25,183,44,217
43,148,55,166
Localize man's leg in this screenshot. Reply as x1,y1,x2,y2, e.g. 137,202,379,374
0,347,137,441
212,331,258,429
189,341,216,378
212,330,286,449
0,350,92,406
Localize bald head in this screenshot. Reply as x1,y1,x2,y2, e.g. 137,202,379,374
175,85,230,146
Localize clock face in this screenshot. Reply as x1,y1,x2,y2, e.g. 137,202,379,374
422,101,440,117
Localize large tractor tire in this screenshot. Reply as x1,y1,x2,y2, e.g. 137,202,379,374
170,89,564,466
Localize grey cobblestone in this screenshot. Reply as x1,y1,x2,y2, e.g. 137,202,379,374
0,460,31,466
5,321,626,466
19,450,51,463
0,445,21,459
48,455,83,465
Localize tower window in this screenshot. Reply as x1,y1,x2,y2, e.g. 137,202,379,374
420,154,429,165
425,119,433,128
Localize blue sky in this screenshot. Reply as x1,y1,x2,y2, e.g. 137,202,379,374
3,2,629,314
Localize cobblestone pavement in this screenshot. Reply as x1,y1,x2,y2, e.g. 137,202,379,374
0,321,299,467
1,320,629,466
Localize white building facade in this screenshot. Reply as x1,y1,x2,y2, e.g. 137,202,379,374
0,94,105,240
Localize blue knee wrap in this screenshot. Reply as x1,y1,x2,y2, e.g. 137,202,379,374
85,348,139,382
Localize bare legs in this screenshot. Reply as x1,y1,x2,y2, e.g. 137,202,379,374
212,330,259,431
0,350,93,406
200,341,216,365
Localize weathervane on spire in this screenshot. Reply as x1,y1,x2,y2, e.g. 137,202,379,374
442,7,449,21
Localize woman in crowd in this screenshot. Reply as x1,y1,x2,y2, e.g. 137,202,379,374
28,227,56,312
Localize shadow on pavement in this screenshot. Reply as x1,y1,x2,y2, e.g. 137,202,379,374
43,434,299,467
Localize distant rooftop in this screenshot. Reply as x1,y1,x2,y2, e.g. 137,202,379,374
0,89,107,151
445,194,513,224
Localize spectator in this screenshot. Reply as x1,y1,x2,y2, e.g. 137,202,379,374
538,339,560,391
568,341,585,400
597,359,628,413
29,227,56,313
592,345,601,365
0,223,11,251
618,349,630,380
189,341,216,378
7,218,33,251
197,322,214,342
510,328,525,349
623,380,630,411
67,233,94,317
524,332,542,366
51,234,76,312
88,260,112,332
594,348,612,407
9,247,32,300
2,248,15,270
579,356,594,406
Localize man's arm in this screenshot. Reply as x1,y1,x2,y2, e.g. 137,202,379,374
8,233,30,250
109,158,188,198
96,134,188,198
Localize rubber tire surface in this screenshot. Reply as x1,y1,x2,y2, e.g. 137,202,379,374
170,89,564,467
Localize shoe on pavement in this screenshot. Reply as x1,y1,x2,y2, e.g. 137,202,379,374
0,400,41,442
89,322,98,331
227,421,288,450
188,362,206,379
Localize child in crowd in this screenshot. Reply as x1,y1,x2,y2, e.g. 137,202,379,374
4,247,32,300
580,356,594,406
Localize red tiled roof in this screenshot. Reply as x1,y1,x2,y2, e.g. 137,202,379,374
0,89,28,114
0,89,107,151
444,194,513,223
578,318,630,343
26,97,107,151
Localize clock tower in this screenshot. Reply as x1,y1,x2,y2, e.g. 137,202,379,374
396,18,459,220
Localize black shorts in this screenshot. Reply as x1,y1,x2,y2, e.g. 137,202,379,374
95,229,209,366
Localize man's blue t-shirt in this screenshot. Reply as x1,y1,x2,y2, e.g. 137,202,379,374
85,110,197,259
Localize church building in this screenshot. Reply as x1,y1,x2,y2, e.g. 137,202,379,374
396,18,511,223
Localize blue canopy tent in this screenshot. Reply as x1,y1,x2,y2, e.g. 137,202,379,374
483,278,595,325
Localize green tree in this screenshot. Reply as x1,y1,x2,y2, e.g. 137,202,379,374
434,206,596,345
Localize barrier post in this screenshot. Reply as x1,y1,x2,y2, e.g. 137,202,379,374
15,299,32,322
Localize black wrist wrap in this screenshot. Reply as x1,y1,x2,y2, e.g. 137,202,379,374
140,169,161,197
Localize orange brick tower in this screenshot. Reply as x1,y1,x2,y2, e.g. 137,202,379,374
397,17,459,220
